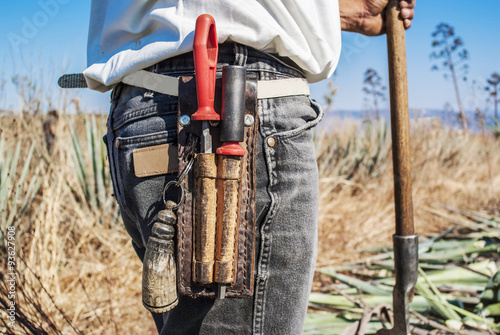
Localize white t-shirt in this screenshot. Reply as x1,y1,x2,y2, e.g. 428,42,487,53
84,0,342,92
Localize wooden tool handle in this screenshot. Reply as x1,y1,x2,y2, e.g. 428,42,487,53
193,153,218,284
386,0,415,237
215,156,242,283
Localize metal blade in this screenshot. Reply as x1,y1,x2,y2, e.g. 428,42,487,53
201,121,212,153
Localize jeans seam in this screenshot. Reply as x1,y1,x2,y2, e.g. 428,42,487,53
115,130,174,148
112,104,178,130
253,109,281,333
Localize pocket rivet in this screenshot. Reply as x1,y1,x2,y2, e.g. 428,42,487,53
267,137,276,147
115,139,120,148
179,115,191,127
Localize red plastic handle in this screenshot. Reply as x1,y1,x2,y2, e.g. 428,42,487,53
216,142,246,156
192,14,219,121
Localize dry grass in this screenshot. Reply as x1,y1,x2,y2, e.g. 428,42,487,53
316,118,500,266
0,112,499,333
0,114,155,334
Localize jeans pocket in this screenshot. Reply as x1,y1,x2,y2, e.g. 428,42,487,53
272,97,323,140
257,95,324,224
252,96,322,334
109,84,178,134
259,95,323,140
113,130,176,210
106,84,181,247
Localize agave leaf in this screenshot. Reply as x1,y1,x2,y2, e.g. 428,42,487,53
70,119,91,205
309,292,431,314
304,313,359,335
483,302,500,316
319,270,392,296
309,292,360,309
427,239,479,251
6,142,37,228
417,267,499,329
96,114,107,206
416,270,462,322
5,142,24,227
18,165,42,221
85,116,98,209
414,261,494,286
7,141,20,187
419,244,499,263
305,311,384,335
0,135,8,223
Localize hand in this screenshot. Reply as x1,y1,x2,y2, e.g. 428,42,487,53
340,0,416,36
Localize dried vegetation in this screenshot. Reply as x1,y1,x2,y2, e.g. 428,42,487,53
0,111,499,334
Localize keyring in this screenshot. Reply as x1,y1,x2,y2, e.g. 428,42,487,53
178,155,195,184
162,181,185,210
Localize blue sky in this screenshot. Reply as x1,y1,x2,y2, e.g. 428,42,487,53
1,1,499,116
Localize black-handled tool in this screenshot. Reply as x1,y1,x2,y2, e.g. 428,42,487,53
215,65,246,298
217,65,246,156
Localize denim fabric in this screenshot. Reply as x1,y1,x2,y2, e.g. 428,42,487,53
104,44,323,335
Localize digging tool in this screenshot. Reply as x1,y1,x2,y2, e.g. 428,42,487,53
214,65,247,299
375,1,419,334
192,14,219,285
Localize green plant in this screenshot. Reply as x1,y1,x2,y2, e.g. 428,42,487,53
315,118,391,181
308,211,500,334
69,114,111,212
0,136,42,244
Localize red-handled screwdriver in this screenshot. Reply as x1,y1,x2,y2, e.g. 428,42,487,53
192,14,219,285
193,14,219,153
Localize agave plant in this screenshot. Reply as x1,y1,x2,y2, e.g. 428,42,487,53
0,136,42,245
69,114,112,213
307,209,500,334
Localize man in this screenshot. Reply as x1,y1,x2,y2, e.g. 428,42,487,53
85,0,415,333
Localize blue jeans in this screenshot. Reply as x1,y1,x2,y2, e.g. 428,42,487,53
104,44,323,334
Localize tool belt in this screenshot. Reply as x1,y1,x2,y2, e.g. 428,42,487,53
57,48,310,303
174,74,257,298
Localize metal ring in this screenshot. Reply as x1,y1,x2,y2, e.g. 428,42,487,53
178,155,195,184
162,180,185,209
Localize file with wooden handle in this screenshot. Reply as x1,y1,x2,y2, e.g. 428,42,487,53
215,66,246,298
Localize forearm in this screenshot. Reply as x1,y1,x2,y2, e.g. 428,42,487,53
339,0,415,36
339,0,365,33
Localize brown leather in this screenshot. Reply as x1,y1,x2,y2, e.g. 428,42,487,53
133,143,178,177
176,76,258,298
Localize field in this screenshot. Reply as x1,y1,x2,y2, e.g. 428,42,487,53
0,111,499,334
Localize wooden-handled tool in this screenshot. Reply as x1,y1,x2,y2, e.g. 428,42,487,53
376,1,419,334
215,66,246,298
193,14,219,285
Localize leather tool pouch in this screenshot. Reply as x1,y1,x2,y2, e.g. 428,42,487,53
176,75,258,298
